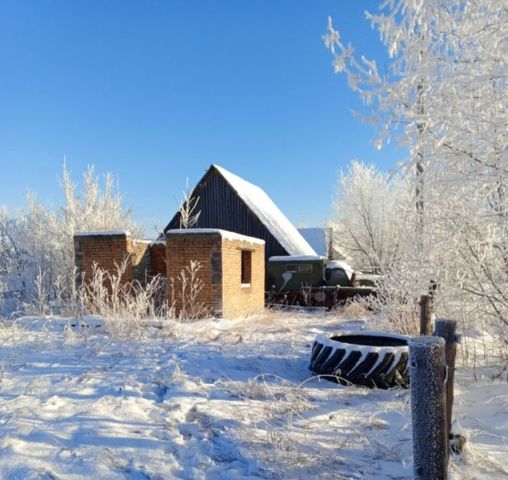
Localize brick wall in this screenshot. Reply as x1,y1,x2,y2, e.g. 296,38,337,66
75,229,265,319
129,239,151,284
221,239,265,318
166,232,222,317
150,242,167,277
74,232,132,288
165,230,265,319
74,232,163,288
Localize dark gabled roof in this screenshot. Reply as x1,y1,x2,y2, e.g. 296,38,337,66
164,164,316,257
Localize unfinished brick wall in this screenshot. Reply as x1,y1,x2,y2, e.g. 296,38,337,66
74,229,265,319
74,232,162,287
166,230,265,318
74,232,132,286
150,242,167,277
166,232,222,317
221,238,265,318
130,240,151,283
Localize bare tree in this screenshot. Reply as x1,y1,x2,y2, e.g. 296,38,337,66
178,178,201,229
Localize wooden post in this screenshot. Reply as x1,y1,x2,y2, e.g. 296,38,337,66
409,336,448,480
420,294,433,335
434,319,458,442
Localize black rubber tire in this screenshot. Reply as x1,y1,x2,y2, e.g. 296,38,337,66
309,331,410,389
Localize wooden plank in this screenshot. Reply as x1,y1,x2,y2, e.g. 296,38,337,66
420,294,433,335
434,319,458,443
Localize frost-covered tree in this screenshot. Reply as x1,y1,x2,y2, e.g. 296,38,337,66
325,0,506,215
0,164,141,313
331,161,413,271
327,0,507,337
60,164,142,236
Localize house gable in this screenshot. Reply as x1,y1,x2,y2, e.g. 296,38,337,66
164,165,316,259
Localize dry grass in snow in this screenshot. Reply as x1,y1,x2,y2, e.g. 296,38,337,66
0,309,506,479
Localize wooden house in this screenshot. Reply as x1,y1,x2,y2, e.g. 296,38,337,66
163,165,316,259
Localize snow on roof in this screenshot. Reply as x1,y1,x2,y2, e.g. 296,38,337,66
298,228,328,257
213,165,316,256
268,255,325,262
74,230,130,237
166,228,265,245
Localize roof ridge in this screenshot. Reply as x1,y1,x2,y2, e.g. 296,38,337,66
213,165,316,256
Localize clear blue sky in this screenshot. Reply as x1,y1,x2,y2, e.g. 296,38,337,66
0,0,403,236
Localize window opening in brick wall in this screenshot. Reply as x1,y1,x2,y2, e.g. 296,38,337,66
241,250,252,285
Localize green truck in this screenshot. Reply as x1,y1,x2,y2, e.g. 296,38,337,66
266,255,378,308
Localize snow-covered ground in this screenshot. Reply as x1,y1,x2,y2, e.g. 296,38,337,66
0,310,506,479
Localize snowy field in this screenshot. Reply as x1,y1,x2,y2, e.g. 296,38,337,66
0,310,506,480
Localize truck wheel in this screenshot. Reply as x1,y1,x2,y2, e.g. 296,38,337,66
309,331,410,389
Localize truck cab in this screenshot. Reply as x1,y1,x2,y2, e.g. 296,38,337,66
266,256,378,308
266,255,327,292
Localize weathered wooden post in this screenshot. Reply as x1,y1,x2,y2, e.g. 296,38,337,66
434,319,458,442
409,336,448,479
419,294,433,335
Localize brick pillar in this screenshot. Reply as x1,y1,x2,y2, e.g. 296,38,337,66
166,231,222,317
74,232,131,287
165,229,265,319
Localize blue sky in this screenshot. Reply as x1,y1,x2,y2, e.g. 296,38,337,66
0,1,403,235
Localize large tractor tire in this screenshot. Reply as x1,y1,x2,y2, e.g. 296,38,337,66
309,331,410,389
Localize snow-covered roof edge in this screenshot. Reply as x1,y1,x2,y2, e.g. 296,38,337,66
212,165,316,256
166,228,265,245
269,255,325,262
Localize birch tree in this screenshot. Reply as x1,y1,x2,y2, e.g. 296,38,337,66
326,0,507,336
